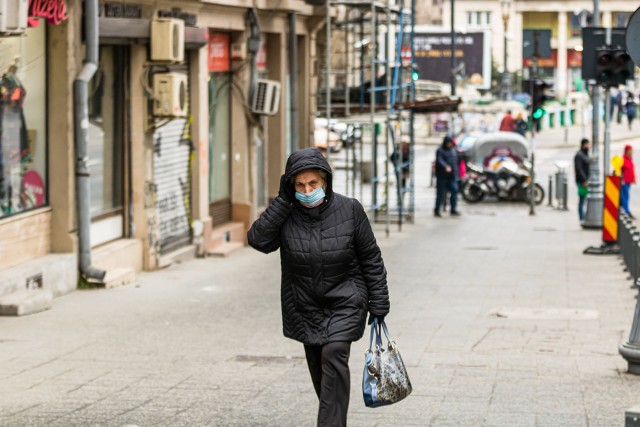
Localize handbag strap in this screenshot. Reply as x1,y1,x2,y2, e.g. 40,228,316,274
368,317,384,352
380,319,393,344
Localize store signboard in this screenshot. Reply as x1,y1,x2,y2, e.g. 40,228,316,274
413,31,491,89
208,33,230,72
28,0,68,27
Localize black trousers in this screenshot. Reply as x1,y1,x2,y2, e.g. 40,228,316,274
304,341,352,427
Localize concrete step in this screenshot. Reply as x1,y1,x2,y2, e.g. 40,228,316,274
0,253,77,299
92,238,143,273
206,241,244,258
208,222,246,250
88,267,136,289
157,244,197,269
0,289,53,316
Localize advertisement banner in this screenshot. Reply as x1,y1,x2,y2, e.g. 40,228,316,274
413,31,490,89
208,33,230,72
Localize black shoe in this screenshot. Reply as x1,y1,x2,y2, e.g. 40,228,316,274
450,211,461,216
434,210,442,217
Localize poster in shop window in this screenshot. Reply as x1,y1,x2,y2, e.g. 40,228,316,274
208,33,230,72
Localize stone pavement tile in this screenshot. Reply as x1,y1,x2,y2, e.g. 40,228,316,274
535,412,588,427
428,413,485,427
446,376,494,398
484,411,536,427
588,416,625,427
439,396,489,416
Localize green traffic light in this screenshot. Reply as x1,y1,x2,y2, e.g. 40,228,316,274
412,71,419,81
532,108,545,119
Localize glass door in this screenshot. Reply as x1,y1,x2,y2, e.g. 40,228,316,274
208,73,231,224
88,46,126,246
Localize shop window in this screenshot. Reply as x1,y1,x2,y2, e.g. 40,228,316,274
615,12,631,28
0,26,47,218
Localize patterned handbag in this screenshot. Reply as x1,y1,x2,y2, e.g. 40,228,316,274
362,318,412,407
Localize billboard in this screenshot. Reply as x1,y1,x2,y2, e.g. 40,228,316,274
413,31,491,89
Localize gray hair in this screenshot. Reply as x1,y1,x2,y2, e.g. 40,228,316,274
291,169,327,183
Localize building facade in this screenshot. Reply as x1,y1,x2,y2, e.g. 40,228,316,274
442,0,637,98
0,0,322,314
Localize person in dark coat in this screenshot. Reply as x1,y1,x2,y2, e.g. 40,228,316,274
626,93,637,130
574,138,590,222
434,135,460,217
514,112,528,136
247,148,390,427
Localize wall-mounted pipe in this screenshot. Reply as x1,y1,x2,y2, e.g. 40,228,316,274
288,12,299,152
74,0,105,281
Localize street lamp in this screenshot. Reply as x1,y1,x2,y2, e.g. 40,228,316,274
500,0,512,100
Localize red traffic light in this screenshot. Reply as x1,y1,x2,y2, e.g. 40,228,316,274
597,52,613,66
614,51,631,66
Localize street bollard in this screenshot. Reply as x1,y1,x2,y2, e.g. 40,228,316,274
562,175,569,211
548,176,553,207
619,293,640,373
619,214,640,373
632,232,640,288
620,216,633,275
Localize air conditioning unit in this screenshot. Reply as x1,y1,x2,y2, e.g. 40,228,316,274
150,18,185,63
0,0,28,34
153,72,188,117
251,79,281,116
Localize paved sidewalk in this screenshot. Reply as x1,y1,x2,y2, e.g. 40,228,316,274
2,154,640,426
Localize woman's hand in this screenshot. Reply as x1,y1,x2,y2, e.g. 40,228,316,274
368,313,386,325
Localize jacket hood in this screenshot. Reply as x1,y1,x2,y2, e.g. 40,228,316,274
284,148,334,200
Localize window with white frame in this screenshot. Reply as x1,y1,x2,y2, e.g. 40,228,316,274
466,11,492,27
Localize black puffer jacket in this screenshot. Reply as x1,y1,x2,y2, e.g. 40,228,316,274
247,148,390,346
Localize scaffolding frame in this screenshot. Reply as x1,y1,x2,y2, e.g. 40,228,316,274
320,0,416,236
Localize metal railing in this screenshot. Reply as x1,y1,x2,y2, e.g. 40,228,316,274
618,212,640,288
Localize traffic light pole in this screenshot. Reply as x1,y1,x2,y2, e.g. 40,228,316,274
583,0,603,229
604,87,611,176
529,58,538,216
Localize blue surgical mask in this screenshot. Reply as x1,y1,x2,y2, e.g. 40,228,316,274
295,187,326,208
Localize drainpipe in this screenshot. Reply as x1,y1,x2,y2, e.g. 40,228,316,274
74,0,105,281
288,12,299,151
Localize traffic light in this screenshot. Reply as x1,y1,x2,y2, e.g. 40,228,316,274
595,47,614,86
411,64,419,81
612,48,633,86
531,79,554,121
595,46,634,87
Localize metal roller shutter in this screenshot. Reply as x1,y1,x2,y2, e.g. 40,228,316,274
153,63,192,254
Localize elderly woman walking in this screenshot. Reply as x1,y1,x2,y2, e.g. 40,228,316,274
247,148,390,427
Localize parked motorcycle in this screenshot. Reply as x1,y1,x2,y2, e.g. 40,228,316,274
461,160,544,205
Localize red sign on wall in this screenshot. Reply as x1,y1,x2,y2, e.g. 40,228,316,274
256,41,267,72
523,49,582,68
208,33,230,72
28,0,68,27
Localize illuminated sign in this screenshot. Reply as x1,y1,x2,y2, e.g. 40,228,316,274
28,0,68,27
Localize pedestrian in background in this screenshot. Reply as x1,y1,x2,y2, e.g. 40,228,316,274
574,138,590,223
626,93,637,131
514,112,527,136
434,135,460,217
499,110,516,132
247,148,390,427
613,88,623,123
621,144,636,218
